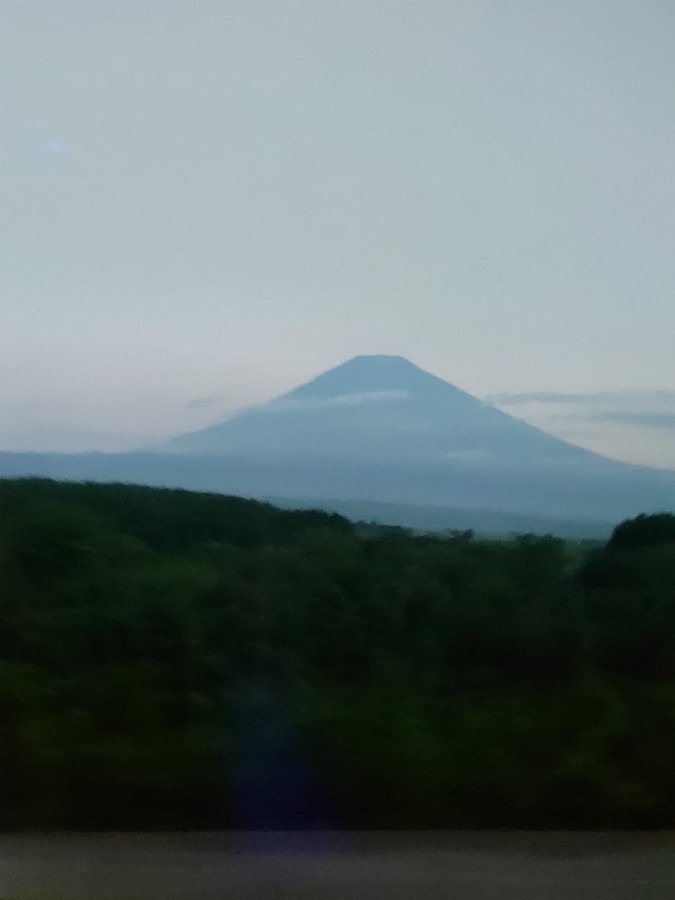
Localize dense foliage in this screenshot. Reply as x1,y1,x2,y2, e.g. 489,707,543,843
1,478,674,829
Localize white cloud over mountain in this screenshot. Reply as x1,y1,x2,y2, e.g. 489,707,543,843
261,390,412,413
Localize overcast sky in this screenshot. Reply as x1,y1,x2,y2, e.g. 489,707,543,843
2,0,674,468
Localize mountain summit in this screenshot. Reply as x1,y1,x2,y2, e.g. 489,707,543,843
286,354,463,396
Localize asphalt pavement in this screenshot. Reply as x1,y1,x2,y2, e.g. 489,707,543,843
1,831,674,900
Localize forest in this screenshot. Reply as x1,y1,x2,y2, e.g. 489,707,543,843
1,477,674,830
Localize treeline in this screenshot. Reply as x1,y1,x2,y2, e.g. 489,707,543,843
1,478,674,829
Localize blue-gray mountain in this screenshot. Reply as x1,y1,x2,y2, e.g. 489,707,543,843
159,354,602,465
2,355,674,529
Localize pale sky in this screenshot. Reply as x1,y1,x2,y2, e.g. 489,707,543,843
2,0,674,468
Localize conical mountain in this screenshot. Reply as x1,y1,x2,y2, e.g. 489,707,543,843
158,354,600,467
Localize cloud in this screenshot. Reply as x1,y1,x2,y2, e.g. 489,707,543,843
444,449,491,461
486,389,675,435
184,393,230,412
262,390,411,412
486,390,675,407
592,412,675,431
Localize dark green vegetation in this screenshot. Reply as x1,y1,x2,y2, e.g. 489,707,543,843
1,479,674,830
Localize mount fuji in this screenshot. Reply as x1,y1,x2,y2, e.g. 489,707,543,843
158,355,604,467
2,355,674,529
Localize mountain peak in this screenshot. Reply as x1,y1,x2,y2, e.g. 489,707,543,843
346,353,416,366
291,354,457,398
335,354,426,373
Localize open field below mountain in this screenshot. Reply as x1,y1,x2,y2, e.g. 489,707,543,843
266,495,614,539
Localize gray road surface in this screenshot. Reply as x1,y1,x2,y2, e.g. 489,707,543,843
1,831,674,900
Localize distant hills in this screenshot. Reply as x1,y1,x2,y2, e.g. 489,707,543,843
2,355,674,535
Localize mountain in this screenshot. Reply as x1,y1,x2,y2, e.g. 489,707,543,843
2,355,674,528
157,355,603,465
